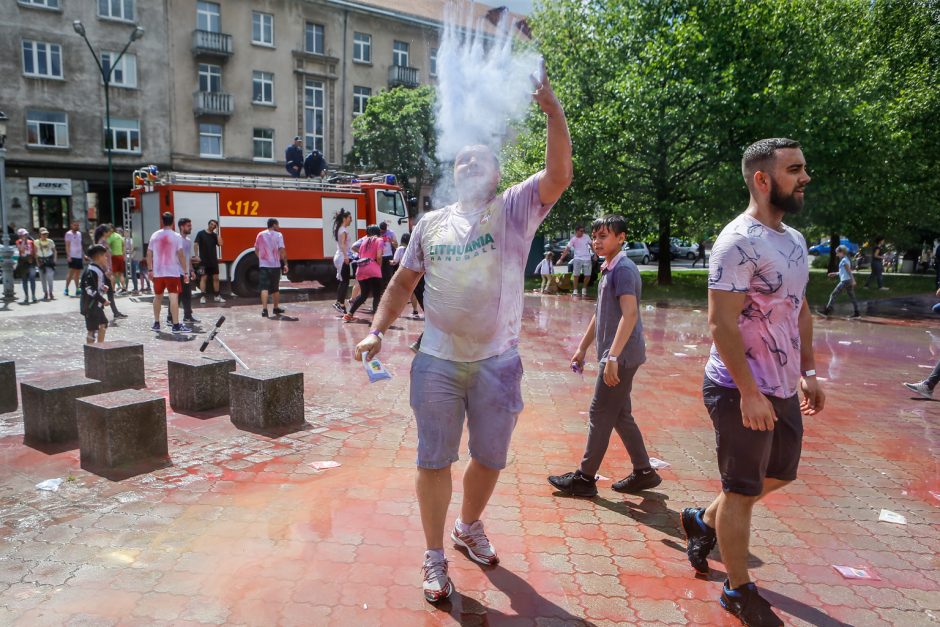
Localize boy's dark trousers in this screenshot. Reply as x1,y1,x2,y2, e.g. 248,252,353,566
179,275,193,319
579,364,652,478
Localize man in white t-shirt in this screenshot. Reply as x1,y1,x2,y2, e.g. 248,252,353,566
254,218,288,318
64,221,84,297
354,63,572,604
147,212,190,334
561,225,594,296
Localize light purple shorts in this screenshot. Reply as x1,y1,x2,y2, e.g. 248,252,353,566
410,347,524,470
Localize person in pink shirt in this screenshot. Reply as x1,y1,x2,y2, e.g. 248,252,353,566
343,224,384,322
255,218,288,318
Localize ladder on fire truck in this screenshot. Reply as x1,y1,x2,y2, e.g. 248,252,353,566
121,196,135,289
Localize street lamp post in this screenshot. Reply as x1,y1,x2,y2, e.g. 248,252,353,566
0,111,14,301
72,20,144,226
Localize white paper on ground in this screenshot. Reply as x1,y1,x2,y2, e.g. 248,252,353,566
838,341,852,345
649,457,670,469
595,474,610,481
833,565,878,580
310,461,341,470
878,509,907,525
683,345,698,350
36,478,63,492
673,352,688,357
918,364,933,369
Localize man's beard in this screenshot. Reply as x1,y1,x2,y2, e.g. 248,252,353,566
769,176,803,214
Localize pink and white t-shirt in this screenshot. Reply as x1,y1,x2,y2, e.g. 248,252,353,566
705,213,809,399
65,230,83,259
568,233,593,261
255,229,285,268
148,228,184,278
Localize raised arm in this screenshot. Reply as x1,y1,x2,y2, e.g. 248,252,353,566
532,61,572,206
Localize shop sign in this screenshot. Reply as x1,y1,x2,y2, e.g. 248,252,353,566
28,178,72,196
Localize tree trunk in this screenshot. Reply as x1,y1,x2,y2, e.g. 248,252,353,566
657,213,672,286
827,232,839,273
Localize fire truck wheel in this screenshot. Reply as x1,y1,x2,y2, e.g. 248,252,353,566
233,254,260,297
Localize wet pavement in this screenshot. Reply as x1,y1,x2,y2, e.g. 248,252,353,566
0,290,938,626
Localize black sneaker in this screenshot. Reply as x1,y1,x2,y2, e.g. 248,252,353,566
612,469,662,493
332,302,346,314
261,309,269,318
183,316,200,324
547,470,598,498
151,321,160,332
681,507,717,575
272,307,286,315
113,312,129,319
850,312,861,319
720,581,783,627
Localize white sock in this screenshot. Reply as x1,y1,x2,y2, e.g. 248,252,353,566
425,548,445,561
455,518,474,533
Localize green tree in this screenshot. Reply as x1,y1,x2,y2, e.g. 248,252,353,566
346,85,438,204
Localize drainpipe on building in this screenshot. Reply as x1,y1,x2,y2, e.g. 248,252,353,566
340,9,349,164
0,111,14,301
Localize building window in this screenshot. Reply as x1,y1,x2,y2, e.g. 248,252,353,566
252,12,274,46
197,1,220,32
26,110,68,148
101,52,137,88
352,86,371,116
198,63,222,92
253,128,274,161
22,40,62,79
304,79,324,154
252,71,274,105
305,22,324,55
199,123,223,157
19,0,60,9
98,0,134,21
352,32,371,63
105,118,140,153
430,48,438,77
393,41,409,67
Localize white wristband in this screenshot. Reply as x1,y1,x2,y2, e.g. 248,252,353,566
802,369,816,377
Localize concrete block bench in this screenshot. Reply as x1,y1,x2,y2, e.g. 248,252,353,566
229,368,304,430
0,360,16,413
83,341,145,392
76,389,168,472
22,374,102,445
168,357,236,412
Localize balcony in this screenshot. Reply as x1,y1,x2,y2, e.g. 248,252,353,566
388,65,419,89
192,29,233,59
193,91,234,117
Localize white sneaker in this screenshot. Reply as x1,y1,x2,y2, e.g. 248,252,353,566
214,296,226,303
451,518,499,566
904,381,933,399
199,296,207,304
421,551,453,604
581,289,587,296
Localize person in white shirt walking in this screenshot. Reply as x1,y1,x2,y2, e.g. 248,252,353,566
255,218,288,318
64,221,85,297
561,225,595,296
147,212,190,334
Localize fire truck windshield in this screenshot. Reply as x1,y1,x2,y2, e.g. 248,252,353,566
376,190,406,217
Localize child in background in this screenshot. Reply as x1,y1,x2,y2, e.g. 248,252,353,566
548,214,662,497
80,245,110,344
138,247,152,293
821,245,860,318
535,250,556,292
393,232,422,319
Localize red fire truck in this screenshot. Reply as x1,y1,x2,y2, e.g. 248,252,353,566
126,169,410,296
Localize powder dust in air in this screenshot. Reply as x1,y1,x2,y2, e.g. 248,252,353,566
432,1,543,208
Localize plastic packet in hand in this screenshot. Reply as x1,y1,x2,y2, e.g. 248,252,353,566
362,354,391,383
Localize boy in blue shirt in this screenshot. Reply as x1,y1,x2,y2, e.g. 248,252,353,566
548,215,661,497
821,245,860,318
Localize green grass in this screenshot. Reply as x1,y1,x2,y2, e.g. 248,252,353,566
528,269,937,307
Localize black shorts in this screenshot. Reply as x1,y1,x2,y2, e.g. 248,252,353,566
258,267,281,293
68,257,84,270
199,262,219,277
84,307,108,332
702,376,803,496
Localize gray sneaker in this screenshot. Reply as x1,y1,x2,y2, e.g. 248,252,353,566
904,381,933,399
421,551,453,604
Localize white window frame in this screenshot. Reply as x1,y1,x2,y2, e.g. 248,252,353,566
105,118,141,154
252,128,274,162
352,32,371,63
22,40,63,79
199,123,223,158
198,63,222,93
393,41,409,67
26,110,69,148
252,71,274,105
18,0,60,9
196,1,220,33
252,11,274,47
352,86,371,116
304,79,325,154
101,52,137,88
98,0,135,22
430,48,438,77
305,22,324,55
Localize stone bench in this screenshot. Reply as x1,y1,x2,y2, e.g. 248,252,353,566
168,357,236,412
22,374,102,445
229,368,304,430
83,341,145,392
0,360,16,413
76,389,168,472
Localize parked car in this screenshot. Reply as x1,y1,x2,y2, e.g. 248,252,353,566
808,238,859,256
547,236,572,258
622,241,651,265
647,241,678,261
672,238,698,260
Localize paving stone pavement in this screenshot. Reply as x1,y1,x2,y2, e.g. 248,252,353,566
0,292,938,626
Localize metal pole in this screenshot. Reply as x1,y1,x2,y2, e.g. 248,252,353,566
0,144,13,300
105,80,114,225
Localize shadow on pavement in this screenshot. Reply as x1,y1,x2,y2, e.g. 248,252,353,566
762,589,850,627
